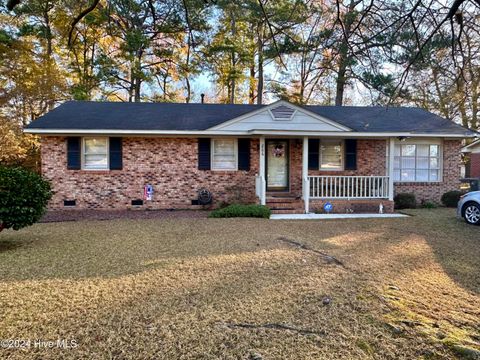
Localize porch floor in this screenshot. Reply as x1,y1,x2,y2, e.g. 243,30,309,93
270,213,409,220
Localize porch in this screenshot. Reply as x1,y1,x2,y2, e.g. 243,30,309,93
255,137,395,214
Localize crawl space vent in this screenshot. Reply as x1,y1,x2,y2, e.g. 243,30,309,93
64,200,76,207
131,199,144,206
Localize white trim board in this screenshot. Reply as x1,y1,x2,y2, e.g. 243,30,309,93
462,138,480,152
23,128,474,138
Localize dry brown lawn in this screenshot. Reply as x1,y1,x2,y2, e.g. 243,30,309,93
0,208,479,359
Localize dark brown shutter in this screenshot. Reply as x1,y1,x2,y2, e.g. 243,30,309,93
237,139,250,171
308,138,319,170
109,137,123,170
67,137,81,170
344,139,357,170
198,138,211,170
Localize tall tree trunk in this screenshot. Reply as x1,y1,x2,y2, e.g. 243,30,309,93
456,76,468,128
335,61,347,106
229,8,236,104
334,0,356,106
134,79,141,102
249,64,255,104
128,67,134,102
185,77,191,103
43,2,54,111
256,28,264,105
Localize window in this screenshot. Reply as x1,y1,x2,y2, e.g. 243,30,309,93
320,140,343,170
83,137,108,170
211,139,237,170
393,143,441,182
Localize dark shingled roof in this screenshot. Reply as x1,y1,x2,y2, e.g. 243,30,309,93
25,101,474,135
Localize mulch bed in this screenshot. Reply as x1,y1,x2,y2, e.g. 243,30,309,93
40,209,210,223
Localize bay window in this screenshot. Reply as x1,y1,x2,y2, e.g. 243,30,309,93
393,143,441,182
83,137,108,170
211,139,237,170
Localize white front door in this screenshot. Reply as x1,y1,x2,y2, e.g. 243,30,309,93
266,140,289,191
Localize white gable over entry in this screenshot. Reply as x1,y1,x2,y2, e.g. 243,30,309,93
208,100,351,132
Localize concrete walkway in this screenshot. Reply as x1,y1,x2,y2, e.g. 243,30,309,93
270,213,409,220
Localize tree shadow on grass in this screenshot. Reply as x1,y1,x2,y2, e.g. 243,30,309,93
0,239,27,253
401,208,480,295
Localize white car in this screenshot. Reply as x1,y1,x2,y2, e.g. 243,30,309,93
457,191,480,225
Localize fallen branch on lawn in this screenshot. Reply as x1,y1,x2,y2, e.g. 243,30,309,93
219,322,326,336
277,237,345,267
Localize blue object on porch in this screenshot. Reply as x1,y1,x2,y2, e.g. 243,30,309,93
324,202,333,213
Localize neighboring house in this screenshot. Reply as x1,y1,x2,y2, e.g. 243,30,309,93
24,100,477,214
462,139,480,178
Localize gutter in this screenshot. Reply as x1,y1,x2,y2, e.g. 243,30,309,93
23,128,476,138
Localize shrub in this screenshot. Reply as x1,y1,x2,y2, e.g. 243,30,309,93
421,200,437,209
209,204,271,219
0,166,52,232
394,193,416,209
441,190,463,208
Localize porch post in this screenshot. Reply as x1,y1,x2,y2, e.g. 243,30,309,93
388,137,395,201
259,136,266,205
303,136,309,213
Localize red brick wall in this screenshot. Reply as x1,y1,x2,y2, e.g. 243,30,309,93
470,153,480,178
41,137,259,210
309,199,394,214
41,137,462,210
394,140,462,204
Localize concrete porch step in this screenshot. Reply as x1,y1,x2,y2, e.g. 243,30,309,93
266,195,301,203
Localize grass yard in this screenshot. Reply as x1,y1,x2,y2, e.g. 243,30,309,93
0,208,479,359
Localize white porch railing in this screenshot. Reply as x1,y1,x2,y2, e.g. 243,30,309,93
308,175,390,199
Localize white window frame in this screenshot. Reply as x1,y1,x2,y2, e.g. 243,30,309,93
393,139,443,183
211,138,238,171
319,139,344,171
82,137,109,170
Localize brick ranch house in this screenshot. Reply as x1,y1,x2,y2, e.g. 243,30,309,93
24,100,477,214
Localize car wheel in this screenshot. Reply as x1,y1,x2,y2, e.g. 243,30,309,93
463,202,480,225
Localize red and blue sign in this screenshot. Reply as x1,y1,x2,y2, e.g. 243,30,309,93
144,185,153,201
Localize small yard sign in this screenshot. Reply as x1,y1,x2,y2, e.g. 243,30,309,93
144,185,154,201
324,202,333,213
